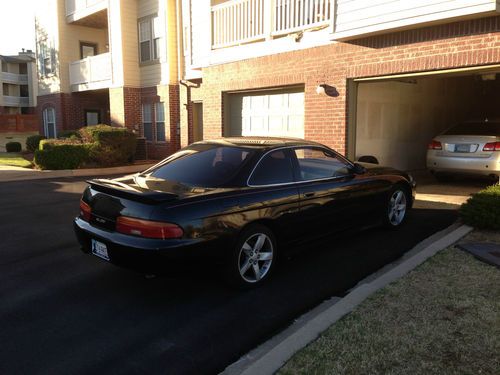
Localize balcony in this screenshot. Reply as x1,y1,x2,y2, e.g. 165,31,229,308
1,72,28,85
3,96,30,107
65,0,108,27
69,53,112,92
332,0,500,40
211,0,331,49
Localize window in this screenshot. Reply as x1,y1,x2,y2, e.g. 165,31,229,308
138,15,161,63
85,110,100,126
444,122,500,136
249,149,294,186
142,104,153,141
293,148,351,181
43,107,56,138
150,145,254,187
155,102,166,142
39,38,54,77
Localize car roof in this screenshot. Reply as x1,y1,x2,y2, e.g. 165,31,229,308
195,136,325,149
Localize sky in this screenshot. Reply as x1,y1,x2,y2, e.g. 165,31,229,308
0,0,36,55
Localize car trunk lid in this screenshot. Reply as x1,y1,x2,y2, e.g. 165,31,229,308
435,135,498,158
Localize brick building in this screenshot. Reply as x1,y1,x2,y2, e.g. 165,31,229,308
35,0,180,158
180,0,500,171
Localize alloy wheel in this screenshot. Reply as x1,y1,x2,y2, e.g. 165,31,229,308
238,233,274,283
388,190,407,226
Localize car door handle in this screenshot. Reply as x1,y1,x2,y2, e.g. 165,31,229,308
303,192,315,198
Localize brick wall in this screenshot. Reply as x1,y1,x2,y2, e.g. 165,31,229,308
184,16,500,154
37,91,110,135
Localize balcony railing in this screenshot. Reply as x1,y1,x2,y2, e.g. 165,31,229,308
65,0,107,17
3,96,30,107
211,0,331,49
1,72,28,85
69,52,112,91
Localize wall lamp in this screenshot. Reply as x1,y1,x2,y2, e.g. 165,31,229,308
316,84,339,97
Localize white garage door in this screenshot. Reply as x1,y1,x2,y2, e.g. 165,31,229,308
228,90,304,138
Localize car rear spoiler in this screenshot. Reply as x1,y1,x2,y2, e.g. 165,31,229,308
87,179,178,204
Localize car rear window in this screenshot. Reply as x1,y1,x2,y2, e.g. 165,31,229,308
444,123,500,136
150,144,254,187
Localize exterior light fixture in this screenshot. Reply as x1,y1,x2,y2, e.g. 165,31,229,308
316,84,326,95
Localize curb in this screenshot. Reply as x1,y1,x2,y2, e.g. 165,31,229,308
222,223,473,375
0,163,154,182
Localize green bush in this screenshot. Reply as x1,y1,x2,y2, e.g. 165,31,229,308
6,142,22,153
78,124,137,166
26,135,46,152
34,140,90,170
460,184,500,230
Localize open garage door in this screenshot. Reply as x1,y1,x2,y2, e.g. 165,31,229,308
226,88,304,138
351,65,500,171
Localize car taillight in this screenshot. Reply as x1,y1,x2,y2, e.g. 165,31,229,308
483,141,500,151
79,200,91,222
428,140,442,150
116,216,183,239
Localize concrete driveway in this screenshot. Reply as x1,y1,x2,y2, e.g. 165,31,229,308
0,177,457,375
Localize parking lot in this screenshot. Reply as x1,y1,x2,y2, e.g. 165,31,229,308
0,176,461,374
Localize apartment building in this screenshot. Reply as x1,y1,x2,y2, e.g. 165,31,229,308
180,0,500,171
0,51,38,115
35,0,180,158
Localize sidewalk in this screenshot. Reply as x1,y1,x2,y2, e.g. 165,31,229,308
0,162,155,183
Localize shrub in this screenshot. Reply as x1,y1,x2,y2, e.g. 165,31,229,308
58,130,80,140
26,135,47,152
34,140,90,170
78,124,137,166
6,141,22,153
460,184,500,230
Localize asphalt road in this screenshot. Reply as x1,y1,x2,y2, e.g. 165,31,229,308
0,177,457,375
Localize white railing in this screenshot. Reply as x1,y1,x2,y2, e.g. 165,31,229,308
69,52,111,87
65,0,107,16
3,96,30,107
212,0,266,49
273,0,331,36
211,0,331,49
1,72,28,85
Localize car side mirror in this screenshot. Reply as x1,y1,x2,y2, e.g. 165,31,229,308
352,163,366,175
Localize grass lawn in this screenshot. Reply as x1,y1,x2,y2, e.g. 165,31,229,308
279,230,500,375
0,152,32,168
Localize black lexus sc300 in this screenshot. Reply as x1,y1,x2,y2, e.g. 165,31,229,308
74,137,416,288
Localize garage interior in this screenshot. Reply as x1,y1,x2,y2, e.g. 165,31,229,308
353,67,500,172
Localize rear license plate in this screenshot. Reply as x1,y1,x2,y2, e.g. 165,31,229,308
91,239,110,261
455,144,470,153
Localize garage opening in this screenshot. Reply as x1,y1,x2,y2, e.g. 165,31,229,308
352,66,500,171
225,87,304,138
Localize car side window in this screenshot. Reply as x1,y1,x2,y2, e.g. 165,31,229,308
293,147,351,181
249,149,294,185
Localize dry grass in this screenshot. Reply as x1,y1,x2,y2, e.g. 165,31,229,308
279,230,500,375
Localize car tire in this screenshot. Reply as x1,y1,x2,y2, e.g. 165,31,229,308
383,186,410,229
224,224,277,289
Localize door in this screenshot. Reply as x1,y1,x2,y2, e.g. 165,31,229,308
228,89,304,138
80,42,97,59
85,110,100,126
292,147,379,240
193,102,203,142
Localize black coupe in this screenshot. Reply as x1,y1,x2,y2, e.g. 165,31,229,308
74,137,416,287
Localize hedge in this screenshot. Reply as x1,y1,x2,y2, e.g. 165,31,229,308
460,184,500,230
34,140,90,170
79,125,137,166
26,135,46,152
6,142,22,153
